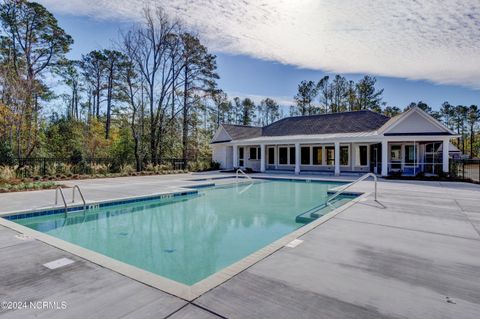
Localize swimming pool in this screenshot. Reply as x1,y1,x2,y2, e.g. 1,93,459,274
7,179,355,287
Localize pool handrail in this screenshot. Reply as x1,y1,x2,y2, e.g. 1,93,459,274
72,185,87,211
55,186,68,214
236,168,252,181
326,173,377,206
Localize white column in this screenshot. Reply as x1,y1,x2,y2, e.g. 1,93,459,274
295,143,301,175
381,140,388,176
442,139,449,173
260,144,266,173
334,142,340,176
232,145,238,168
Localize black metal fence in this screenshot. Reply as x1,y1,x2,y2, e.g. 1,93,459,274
450,159,480,183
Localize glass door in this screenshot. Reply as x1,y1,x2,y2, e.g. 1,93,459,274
390,145,402,170
424,142,442,174
239,147,244,167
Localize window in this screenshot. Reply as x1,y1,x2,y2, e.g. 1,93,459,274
390,145,401,161
239,147,244,167
426,142,442,153
268,148,275,164
325,146,335,166
340,146,349,166
390,145,402,169
279,147,288,164
289,147,296,165
301,147,310,165
248,147,261,160
425,142,442,174
312,146,323,165
405,145,416,164
249,147,257,160
356,145,368,166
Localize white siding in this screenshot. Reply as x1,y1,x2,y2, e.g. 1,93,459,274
212,126,232,143
244,146,261,171
387,111,448,134
212,145,233,169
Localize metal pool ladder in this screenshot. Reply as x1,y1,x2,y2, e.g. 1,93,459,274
326,173,377,207
55,185,87,216
236,168,253,182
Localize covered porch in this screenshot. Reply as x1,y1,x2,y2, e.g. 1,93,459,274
228,137,451,177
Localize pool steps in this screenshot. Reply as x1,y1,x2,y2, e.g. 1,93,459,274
295,195,356,224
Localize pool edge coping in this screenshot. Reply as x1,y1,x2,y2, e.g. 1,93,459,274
0,179,368,301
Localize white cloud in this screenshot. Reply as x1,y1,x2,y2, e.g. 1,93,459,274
39,0,480,89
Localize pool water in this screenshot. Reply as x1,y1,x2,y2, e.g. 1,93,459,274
13,179,350,285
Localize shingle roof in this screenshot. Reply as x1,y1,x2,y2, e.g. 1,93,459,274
217,110,390,142
221,124,263,141
262,110,390,136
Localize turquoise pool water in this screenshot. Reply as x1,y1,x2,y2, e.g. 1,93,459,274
12,179,351,285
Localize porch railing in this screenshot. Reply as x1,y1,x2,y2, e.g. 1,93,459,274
387,162,444,176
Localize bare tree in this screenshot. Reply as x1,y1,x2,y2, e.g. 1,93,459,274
126,7,182,164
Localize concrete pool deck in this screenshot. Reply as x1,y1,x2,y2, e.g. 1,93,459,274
1,172,479,318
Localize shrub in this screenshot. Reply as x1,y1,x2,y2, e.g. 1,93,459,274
0,141,16,166
16,165,34,178
70,149,83,165
55,163,73,175
156,164,171,172
187,160,217,172
120,164,136,175
0,180,56,193
90,163,108,175
145,163,155,172
211,161,221,170
0,166,16,181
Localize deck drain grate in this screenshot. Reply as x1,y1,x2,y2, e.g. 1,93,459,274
43,258,75,270
285,239,304,248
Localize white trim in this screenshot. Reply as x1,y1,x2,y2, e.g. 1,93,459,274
212,125,233,143
227,134,459,145
380,107,455,135
334,142,340,176
442,138,449,173
295,143,301,174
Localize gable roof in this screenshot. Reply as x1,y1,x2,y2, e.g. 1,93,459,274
379,107,455,136
212,108,455,144
212,110,389,143
262,110,390,136
221,124,263,141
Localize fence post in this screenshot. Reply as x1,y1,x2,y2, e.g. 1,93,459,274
462,161,465,179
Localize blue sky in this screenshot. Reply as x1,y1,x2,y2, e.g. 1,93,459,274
49,3,479,111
